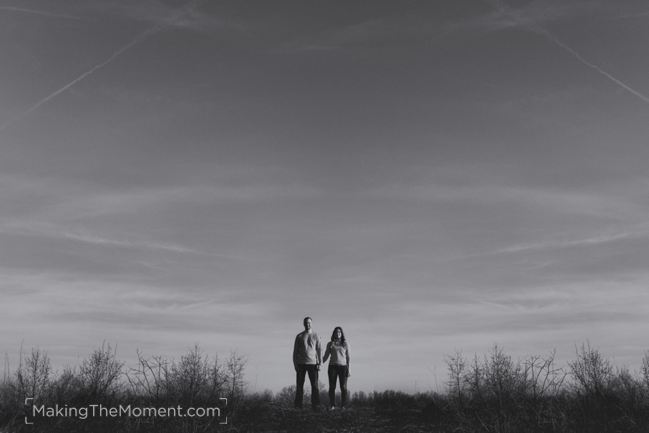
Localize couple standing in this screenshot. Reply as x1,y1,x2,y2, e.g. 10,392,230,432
292,316,350,410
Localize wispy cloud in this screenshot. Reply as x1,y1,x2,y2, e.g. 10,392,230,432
370,181,647,220
0,221,264,265
61,231,195,253
448,1,598,34
284,14,453,52
1,173,322,220
0,174,321,267
0,6,83,21
612,10,649,21
42,184,321,220
491,226,649,255
0,270,280,369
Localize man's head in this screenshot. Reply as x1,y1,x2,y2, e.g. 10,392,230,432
303,316,312,332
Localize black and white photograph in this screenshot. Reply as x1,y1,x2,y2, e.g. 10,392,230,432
1,0,649,431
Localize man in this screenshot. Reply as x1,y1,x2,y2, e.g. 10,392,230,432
293,316,321,410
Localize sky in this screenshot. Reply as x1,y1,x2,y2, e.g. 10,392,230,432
1,0,649,393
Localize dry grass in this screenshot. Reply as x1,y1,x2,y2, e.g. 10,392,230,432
2,343,649,432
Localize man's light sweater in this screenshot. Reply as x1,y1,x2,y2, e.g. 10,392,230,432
293,331,321,365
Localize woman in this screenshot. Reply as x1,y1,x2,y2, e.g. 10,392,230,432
323,326,350,410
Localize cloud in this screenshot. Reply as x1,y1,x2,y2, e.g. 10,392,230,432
489,226,649,255
391,277,649,348
446,1,605,45
613,10,649,20
0,6,83,21
370,180,647,221
1,172,322,221
39,184,321,222
0,270,282,379
81,0,243,34
285,17,428,51
1,270,278,330
453,1,608,34
0,223,199,255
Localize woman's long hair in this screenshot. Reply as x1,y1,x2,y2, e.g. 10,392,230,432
330,326,346,344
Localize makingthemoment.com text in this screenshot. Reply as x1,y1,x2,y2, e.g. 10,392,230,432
31,403,222,420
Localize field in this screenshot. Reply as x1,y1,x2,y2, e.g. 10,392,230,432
2,343,649,432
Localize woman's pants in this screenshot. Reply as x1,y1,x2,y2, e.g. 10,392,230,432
328,365,348,407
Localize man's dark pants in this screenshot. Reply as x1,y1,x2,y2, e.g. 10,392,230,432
328,365,348,407
295,364,320,409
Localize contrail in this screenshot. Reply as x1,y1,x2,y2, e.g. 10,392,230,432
537,29,649,105
0,26,161,132
0,6,82,20
486,0,649,106
0,1,202,133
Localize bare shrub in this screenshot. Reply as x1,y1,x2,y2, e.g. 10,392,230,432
79,342,124,400
520,351,567,431
169,345,210,404
477,345,525,432
126,351,170,403
642,351,649,389
16,348,51,401
610,367,645,414
0,347,53,425
567,342,624,430
445,346,572,432
569,342,613,397
127,345,230,406
483,345,521,399
48,366,81,404
225,351,246,402
274,385,296,407
351,390,369,406
446,350,466,407
521,350,566,400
